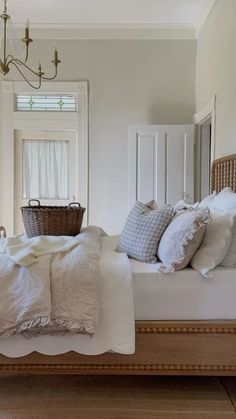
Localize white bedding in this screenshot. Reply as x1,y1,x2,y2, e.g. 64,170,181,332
109,235,236,321
0,234,235,358
0,235,135,357
132,260,236,320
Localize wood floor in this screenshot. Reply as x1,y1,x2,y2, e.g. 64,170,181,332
0,375,236,418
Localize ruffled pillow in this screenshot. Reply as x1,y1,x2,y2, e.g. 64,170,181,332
157,208,211,273
174,200,199,211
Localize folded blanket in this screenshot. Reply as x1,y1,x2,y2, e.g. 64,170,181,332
0,227,103,338
1,234,83,267
0,234,135,355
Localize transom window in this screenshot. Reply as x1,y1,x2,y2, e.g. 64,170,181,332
16,94,76,112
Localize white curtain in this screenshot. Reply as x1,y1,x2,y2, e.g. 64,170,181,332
23,139,69,200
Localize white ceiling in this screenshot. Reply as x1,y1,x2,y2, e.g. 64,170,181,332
6,0,216,39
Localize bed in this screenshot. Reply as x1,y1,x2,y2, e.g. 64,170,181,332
0,153,236,376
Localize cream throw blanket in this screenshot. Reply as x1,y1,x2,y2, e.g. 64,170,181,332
1,234,85,267
0,227,103,338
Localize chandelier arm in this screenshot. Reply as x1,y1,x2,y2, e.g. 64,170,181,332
10,61,42,89
40,67,58,81
7,57,42,77
8,57,57,80
8,56,58,82
6,54,18,65
6,54,14,61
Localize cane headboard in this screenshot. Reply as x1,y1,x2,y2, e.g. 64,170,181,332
211,154,236,193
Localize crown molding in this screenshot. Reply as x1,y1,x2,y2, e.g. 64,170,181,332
13,23,196,40
9,2,218,41
196,0,217,36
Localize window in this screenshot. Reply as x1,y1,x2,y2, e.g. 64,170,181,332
16,94,76,112
23,139,69,200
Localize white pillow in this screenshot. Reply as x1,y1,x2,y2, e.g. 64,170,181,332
217,208,236,267
211,188,236,267
198,191,217,209
191,211,235,277
199,188,236,268
209,187,236,211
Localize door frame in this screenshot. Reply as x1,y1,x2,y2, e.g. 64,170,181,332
193,95,216,200
1,81,88,235
193,95,216,164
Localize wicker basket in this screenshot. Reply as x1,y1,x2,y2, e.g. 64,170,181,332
21,200,86,238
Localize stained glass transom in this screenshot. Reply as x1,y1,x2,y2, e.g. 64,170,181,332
16,95,76,112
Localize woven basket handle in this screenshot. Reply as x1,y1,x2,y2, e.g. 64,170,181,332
68,202,81,208
28,199,41,207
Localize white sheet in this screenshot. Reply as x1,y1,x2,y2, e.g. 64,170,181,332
0,235,135,357
132,259,236,320
109,235,236,320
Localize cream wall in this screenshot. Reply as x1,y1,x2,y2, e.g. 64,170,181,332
195,0,236,158
0,40,196,233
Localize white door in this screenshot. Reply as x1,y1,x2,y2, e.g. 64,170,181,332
14,129,76,235
128,125,194,210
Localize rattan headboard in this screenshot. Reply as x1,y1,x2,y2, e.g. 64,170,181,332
211,154,236,193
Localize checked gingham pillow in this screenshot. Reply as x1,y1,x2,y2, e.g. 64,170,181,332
116,201,174,263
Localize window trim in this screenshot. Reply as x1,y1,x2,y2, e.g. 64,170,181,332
2,81,88,235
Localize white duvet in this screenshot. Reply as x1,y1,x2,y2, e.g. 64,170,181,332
0,231,135,356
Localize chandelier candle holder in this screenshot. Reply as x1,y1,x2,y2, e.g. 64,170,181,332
0,0,61,89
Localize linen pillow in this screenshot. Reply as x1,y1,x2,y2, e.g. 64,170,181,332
198,191,217,209
199,188,236,268
157,209,210,273
197,188,236,268
220,215,236,267
212,187,236,211
191,211,235,276
116,201,173,263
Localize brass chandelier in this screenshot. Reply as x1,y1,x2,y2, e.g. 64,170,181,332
0,0,61,89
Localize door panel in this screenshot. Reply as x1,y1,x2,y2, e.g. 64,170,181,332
128,125,194,210
166,132,184,204
137,133,157,203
